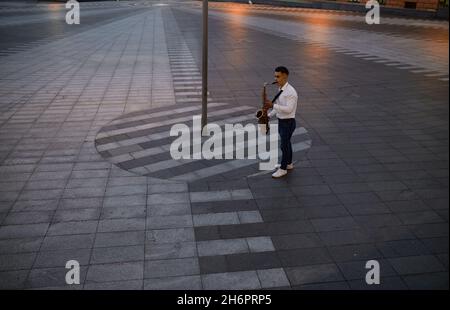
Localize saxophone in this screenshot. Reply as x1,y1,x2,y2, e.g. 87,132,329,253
256,81,276,134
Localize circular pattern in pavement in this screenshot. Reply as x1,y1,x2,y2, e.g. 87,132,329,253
95,102,312,182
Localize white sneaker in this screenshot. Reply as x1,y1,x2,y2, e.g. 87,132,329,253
272,168,287,178
275,163,294,170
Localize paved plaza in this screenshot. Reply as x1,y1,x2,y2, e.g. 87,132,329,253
0,0,448,289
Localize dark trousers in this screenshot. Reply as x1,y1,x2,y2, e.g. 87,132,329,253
278,118,296,170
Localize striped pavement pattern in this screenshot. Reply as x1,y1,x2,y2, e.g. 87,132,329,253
94,7,311,183
189,188,291,289
94,100,312,182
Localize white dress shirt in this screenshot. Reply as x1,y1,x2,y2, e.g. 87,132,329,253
268,82,298,119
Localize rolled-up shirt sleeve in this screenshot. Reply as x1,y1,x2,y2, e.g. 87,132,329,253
273,94,297,114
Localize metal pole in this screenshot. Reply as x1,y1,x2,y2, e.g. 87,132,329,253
201,0,208,132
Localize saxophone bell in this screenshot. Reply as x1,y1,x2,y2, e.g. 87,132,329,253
255,109,264,119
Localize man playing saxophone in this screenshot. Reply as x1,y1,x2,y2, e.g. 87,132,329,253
264,66,298,178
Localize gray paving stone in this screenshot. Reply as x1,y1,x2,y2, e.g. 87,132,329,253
402,272,449,290
53,208,101,223
311,216,360,232
145,242,196,260
376,239,432,258
84,279,143,290
98,218,145,233
252,187,294,199
388,255,446,275
279,247,333,267
238,211,263,224
193,212,239,227
328,243,383,262
0,270,28,289
246,237,275,253
329,183,372,194
3,211,53,225
147,193,190,205
420,237,449,255
86,262,144,283
364,226,416,242
368,181,408,192
319,229,372,246
34,249,91,268
197,238,249,257
225,251,280,272
0,237,43,254
71,169,109,179
291,185,332,196
66,178,108,189
47,221,98,236
101,205,146,219
0,223,49,239
303,205,350,219
103,195,146,208
105,185,147,197
260,208,307,222
24,180,66,191
397,211,445,225
271,233,323,250
189,191,230,203
376,190,420,202
146,215,193,229
94,231,145,248
74,162,111,171
410,223,449,239
147,228,195,243
297,195,341,208
202,271,261,290
0,191,20,202
41,234,95,251
0,181,26,192
108,177,147,187
19,189,63,201
337,192,382,205
347,276,408,290
144,258,199,279
62,187,105,199
285,264,344,286
294,281,350,290
11,200,59,212
148,183,188,194
198,255,228,274
353,214,403,228
147,203,191,216
345,203,392,215
91,246,144,265
29,171,71,181
257,268,290,288
59,198,102,210
144,275,202,290
0,252,36,271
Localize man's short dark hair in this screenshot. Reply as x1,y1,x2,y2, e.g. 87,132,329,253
275,66,289,75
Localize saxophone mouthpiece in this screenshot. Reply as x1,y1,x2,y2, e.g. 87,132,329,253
271,81,277,84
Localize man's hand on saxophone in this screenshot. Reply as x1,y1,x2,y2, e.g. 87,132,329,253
264,99,273,110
